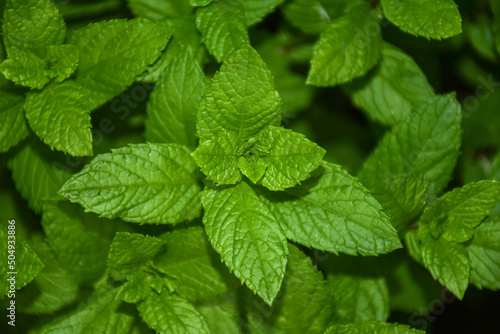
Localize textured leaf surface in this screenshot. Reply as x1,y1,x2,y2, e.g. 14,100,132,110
467,216,500,290
0,51,49,88
421,237,469,299
261,162,401,256
345,43,435,126
358,94,462,193
24,81,93,157
308,3,382,86
241,0,284,26
155,226,237,302
381,0,462,40
202,181,288,305
196,0,249,62
60,143,202,225
282,0,331,34
0,91,29,153
137,291,210,334
45,44,79,82
145,47,204,148
325,321,425,334
68,18,171,110
196,45,282,142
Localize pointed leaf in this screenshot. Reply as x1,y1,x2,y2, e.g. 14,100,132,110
0,51,49,88
0,91,29,153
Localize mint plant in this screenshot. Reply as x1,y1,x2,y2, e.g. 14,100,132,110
1,0,500,333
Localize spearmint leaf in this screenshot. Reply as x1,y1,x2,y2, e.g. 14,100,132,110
145,47,204,148
24,81,93,157
8,137,73,214
344,43,435,126
2,0,65,57
196,0,249,62
325,321,425,334
261,162,401,256
108,232,166,280
68,18,171,110
467,216,500,290
155,226,237,302
201,181,288,305
0,91,29,153
371,173,429,235
307,3,382,86
240,0,284,26
196,45,282,143
248,126,326,191
60,143,202,225
127,0,192,20
137,291,210,334
0,51,49,89
282,0,331,34
358,94,462,193
381,0,462,40
421,237,469,299
45,44,79,82
419,181,500,243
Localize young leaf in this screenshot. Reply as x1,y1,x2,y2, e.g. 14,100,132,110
421,237,469,299
261,162,402,256
325,321,425,334
358,94,462,193
137,290,210,334
0,91,29,153
240,0,284,26
196,0,249,62
45,44,79,82
467,216,500,291
24,81,93,157
381,0,462,40
0,51,49,89
60,143,202,225
196,45,282,143
202,181,288,305
345,43,435,126
145,47,205,149
308,3,382,86
68,18,171,110
282,0,331,34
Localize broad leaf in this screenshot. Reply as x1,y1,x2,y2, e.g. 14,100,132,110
127,0,192,20
0,51,49,88
202,181,288,305
0,91,29,153
60,143,202,225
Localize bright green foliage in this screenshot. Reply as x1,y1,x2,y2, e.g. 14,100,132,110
0,51,49,89
240,0,284,26
262,162,401,255
45,44,79,83
381,0,462,40
198,293,240,333
60,143,202,224
196,0,249,62
325,321,425,334
127,0,192,19
191,0,212,7
358,94,462,193
202,181,288,306
24,81,93,157
145,47,204,148
345,43,435,126
282,0,332,34
0,91,28,153
308,3,382,86
137,290,210,334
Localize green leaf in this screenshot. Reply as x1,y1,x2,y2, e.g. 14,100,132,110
282,0,331,34
240,0,284,26
344,43,435,126
261,162,401,256
0,51,49,89
145,47,204,148
201,181,288,305
358,94,462,193
127,0,192,20
371,173,429,235
381,0,462,40
196,45,282,143
45,44,79,82
137,290,210,334
60,143,202,225
198,293,240,334
0,91,29,153
491,0,500,54
467,216,500,290
68,18,171,110
191,0,212,7
155,226,237,302
2,0,65,57
8,137,73,214
307,3,382,86
108,232,166,280
419,181,500,243
325,321,425,334
24,81,93,157
196,0,249,62
421,237,469,299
